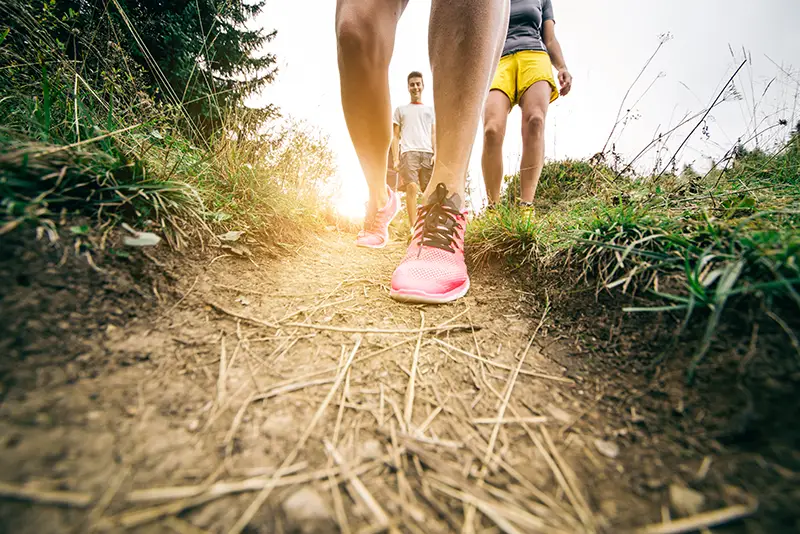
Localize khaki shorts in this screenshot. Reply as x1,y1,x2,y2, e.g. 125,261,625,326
399,151,433,192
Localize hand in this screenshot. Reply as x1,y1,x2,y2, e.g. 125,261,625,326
558,69,572,96
431,153,436,167
393,157,400,170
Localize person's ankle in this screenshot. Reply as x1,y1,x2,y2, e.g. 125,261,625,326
374,189,389,209
424,181,465,209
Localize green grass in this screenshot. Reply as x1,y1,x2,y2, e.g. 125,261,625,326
0,1,338,246
468,146,800,381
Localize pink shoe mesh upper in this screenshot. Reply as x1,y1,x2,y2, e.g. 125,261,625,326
356,186,398,247
391,183,468,296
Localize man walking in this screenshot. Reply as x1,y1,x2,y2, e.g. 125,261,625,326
337,0,509,303
392,71,435,229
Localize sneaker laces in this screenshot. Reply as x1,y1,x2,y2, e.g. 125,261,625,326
413,183,462,254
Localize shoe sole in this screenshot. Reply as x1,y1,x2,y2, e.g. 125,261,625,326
356,241,387,249
356,191,402,249
389,278,470,304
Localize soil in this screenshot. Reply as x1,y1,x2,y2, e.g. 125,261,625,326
0,222,798,534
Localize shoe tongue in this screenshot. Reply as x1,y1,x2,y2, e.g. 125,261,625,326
427,183,462,212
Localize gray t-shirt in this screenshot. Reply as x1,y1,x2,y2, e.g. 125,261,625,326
502,0,555,57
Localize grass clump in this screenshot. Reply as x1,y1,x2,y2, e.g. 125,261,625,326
0,1,337,248
468,143,800,380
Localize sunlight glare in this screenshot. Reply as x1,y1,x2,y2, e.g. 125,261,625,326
330,164,368,220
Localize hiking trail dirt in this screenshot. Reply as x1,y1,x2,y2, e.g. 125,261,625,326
0,229,781,533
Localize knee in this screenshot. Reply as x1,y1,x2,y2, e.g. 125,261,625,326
523,112,545,136
336,6,381,62
483,121,506,147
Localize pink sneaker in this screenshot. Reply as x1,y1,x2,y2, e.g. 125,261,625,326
390,183,470,304
356,186,400,249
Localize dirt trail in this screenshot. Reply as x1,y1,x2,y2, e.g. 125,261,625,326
0,231,762,533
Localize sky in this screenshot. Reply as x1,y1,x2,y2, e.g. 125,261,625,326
251,0,800,217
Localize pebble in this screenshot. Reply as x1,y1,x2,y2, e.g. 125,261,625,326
546,404,572,424
261,414,294,438
360,439,383,460
669,484,706,516
282,487,335,534
594,438,620,459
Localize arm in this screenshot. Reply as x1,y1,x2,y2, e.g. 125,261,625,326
392,123,401,168
542,20,572,96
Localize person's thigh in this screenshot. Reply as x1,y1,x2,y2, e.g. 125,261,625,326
483,89,512,136
519,80,552,129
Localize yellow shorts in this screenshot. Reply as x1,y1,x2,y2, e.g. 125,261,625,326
489,50,559,107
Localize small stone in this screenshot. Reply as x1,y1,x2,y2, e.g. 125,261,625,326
360,439,383,460
645,478,665,490
669,484,706,517
546,404,572,424
261,414,294,438
594,438,620,459
282,487,335,534
187,419,200,432
599,499,618,518
34,413,51,425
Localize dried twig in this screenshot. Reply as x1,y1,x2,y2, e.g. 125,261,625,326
96,459,386,530
227,336,363,534
325,440,390,529
125,463,306,503
223,377,336,459
281,321,476,335
471,417,547,425
217,335,227,406
433,339,573,384
87,467,130,528
205,299,278,328
164,517,209,534
161,275,199,318
463,332,534,533
432,481,533,534
404,311,425,429
636,501,758,534
0,481,93,507
328,347,354,534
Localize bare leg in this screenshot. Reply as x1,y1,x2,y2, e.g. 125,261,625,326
425,0,510,206
519,81,551,203
405,182,419,226
481,90,512,204
335,0,407,211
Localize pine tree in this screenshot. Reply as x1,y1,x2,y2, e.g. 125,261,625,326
123,0,278,137
7,0,278,139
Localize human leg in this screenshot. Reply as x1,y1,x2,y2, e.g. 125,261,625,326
399,151,421,227
423,0,510,205
481,89,512,205
405,182,419,227
518,80,552,203
335,0,406,211
390,0,509,304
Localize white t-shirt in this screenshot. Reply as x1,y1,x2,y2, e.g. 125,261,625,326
393,103,435,154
